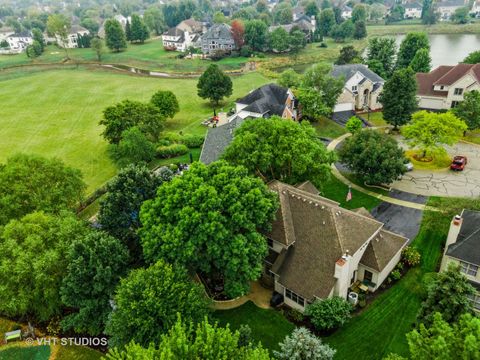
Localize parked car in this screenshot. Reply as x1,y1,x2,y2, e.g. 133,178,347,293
404,162,414,172
450,156,467,171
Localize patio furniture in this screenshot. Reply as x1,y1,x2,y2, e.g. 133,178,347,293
5,330,21,343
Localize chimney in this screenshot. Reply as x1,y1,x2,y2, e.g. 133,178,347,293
334,251,351,299
440,214,463,271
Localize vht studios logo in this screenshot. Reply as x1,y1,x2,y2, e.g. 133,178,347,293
25,337,108,346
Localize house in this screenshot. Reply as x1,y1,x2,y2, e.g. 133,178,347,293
176,18,205,34
292,6,305,21
404,2,423,18
436,0,467,20
341,5,353,19
331,64,385,114
200,23,235,54
416,64,480,110
98,14,131,38
440,210,480,312
263,181,408,312
56,25,90,48
161,27,200,52
199,84,297,164
3,31,33,53
268,16,316,42
470,0,480,17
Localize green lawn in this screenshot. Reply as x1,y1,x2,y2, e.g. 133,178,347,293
0,68,269,192
366,112,387,127
213,301,295,352
55,345,104,360
367,21,480,36
0,346,50,360
312,117,346,139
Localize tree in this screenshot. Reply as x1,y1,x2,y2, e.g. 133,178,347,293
31,28,45,51
273,2,293,24
139,161,278,297
278,69,302,88
345,116,363,133
302,63,345,111
105,260,210,347
464,50,480,64
26,40,42,58
305,297,353,331
396,32,430,69
369,3,386,23
379,67,418,129
410,48,431,73
110,127,156,167
197,64,233,107
402,111,467,159
98,164,171,257
274,327,336,360
144,6,165,36
130,14,149,43
421,0,437,25
289,30,307,54
244,20,268,51
213,11,227,24
451,7,469,24
60,231,129,335
256,0,269,13
125,19,132,41
105,19,127,52
386,5,405,23
0,154,86,225
0,212,88,321
366,37,396,78
150,90,179,119
305,1,320,17
47,14,71,58
90,37,104,61
330,20,354,42
335,45,361,65
100,100,165,144
106,317,271,359
453,90,480,132
353,20,367,39
319,8,336,36
339,130,407,184
231,20,245,48
351,4,367,23
416,263,475,326
223,117,334,184
297,87,330,119
269,27,290,52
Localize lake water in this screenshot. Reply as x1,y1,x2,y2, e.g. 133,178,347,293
394,33,480,68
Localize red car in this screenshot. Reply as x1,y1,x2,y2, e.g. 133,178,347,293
451,156,467,171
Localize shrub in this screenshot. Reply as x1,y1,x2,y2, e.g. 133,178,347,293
285,308,304,323
240,46,252,57
238,324,252,347
161,132,183,143
402,246,421,267
305,296,353,331
320,42,327,48
390,269,402,281
157,139,171,146
345,116,363,134
181,134,204,148
156,144,189,158
274,327,336,360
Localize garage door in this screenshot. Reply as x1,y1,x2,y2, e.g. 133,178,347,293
334,103,354,112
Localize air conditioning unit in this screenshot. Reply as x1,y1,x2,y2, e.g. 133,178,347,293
348,292,358,306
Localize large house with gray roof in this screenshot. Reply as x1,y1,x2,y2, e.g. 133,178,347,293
200,23,235,54
441,210,480,312
331,64,385,114
263,181,408,312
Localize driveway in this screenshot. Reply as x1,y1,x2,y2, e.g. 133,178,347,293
391,140,480,198
371,202,423,242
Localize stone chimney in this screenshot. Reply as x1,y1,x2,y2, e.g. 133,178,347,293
334,250,350,299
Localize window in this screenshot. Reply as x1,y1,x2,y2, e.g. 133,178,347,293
467,293,480,310
451,101,459,108
460,261,479,277
364,270,373,282
454,88,464,96
352,85,357,92
285,288,305,307
440,85,445,90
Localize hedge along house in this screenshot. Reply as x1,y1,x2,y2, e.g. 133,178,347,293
263,181,408,312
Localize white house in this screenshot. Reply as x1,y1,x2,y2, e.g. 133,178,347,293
161,27,200,52
471,0,480,17
436,0,467,20
56,25,90,48
263,181,408,312
1,31,33,54
341,5,353,19
416,63,480,110
404,2,423,18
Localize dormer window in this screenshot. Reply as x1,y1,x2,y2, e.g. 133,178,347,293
440,85,444,90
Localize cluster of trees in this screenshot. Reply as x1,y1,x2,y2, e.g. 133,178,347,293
318,4,367,43
104,14,149,52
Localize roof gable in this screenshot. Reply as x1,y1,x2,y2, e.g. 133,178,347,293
332,64,384,84
446,209,480,265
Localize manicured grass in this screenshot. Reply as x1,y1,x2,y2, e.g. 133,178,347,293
213,301,295,352
312,117,346,139
325,200,452,359
0,346,50,360
55,345,104,360
0,68,269,192
366,112,387,127
0,318,15,334
367,22,480,36
404,149,451,170
463,130,480,145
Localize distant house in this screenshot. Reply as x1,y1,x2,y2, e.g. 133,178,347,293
56,25,90,48
200,23,235,54
341,5,353,19
98,14,131,38
3,31,33,53
161,27,200,52
263,181,408,312
176,18,205,34
470,0,480,17
416,64,480,110
268,15,316,42
292,6,305,21
199,84,297,164
436,0,467,20
440,210,480,312
404,2,423,18
331,64,385,114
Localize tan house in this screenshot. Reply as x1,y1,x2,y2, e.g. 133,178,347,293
56,25,89,49
440,210,480,312
176,18,205,34
263,181,408,312
416,64,480,110
331,64,385,114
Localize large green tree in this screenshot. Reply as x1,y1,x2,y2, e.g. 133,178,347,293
223,117,334,184
109,127,156,167
335,45,361,65
0,212,87,321
353,20,367,39
305,297,353,331
275,327,336,360
351,4,367,23
150,90,179,119
339,130,407,185
269,27,290,53
105,260,210,347
244,20,268,51
410,48,431,73
0,154,86,225
464,50,480,64
144,6,165,35
139,161,278,297
396,32,430,69
451,7,469,24
330,20,354,42
366,37,396,78
47,14,71,58
31,28,45,51
90,37,104,61
402,111,467,159
129,13,149,43
379,67,418,129
416,263,475,326
106,317,271,359
273,2,293,24
197,64,233,107
104,19,127,52
453,90,480,132
421,0,437,25
301,63,344,111
60,231,129,335
319,8,336,36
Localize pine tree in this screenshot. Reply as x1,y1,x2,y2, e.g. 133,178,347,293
125,20,132,42
410,48,431,73
105,19,127,52
130,14,149,43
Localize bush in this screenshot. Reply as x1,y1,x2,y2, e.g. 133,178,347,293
390,269,402,281
286,308,304,322
305,296,352,331
181,134,204,148
402,246,421,267
161,132,183,143
240,46,252,57
157,139,171,146
210,49,229,61
319,42,328,48
345,116,363,134
156,144,189,158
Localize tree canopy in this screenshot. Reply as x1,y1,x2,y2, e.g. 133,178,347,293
366,37,396,79
410,48,431,73
109,127,156,166
139,161,278,298
197,64,233,106
396,32,430,69
223,117,334,184
464,50,480,64
275,327,336,360
305,296,353,331
244,20,268,51
452,90,480,132
129,14,149,43
104,19,127,52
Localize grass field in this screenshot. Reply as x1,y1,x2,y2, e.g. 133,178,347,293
312,117,346,139
0,346,50,360
0,67,269,192
368,21,480,36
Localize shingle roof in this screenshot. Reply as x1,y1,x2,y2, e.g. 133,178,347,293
199,117,243,164
164,27,184,37
360,229,408,272
416,64,480,97
437,0,466,7
446,209,480,266
295,181,320,195
202,23,232,40
70,25,88,34
434,63,480,85
237,83,289,116
332,64,384,85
